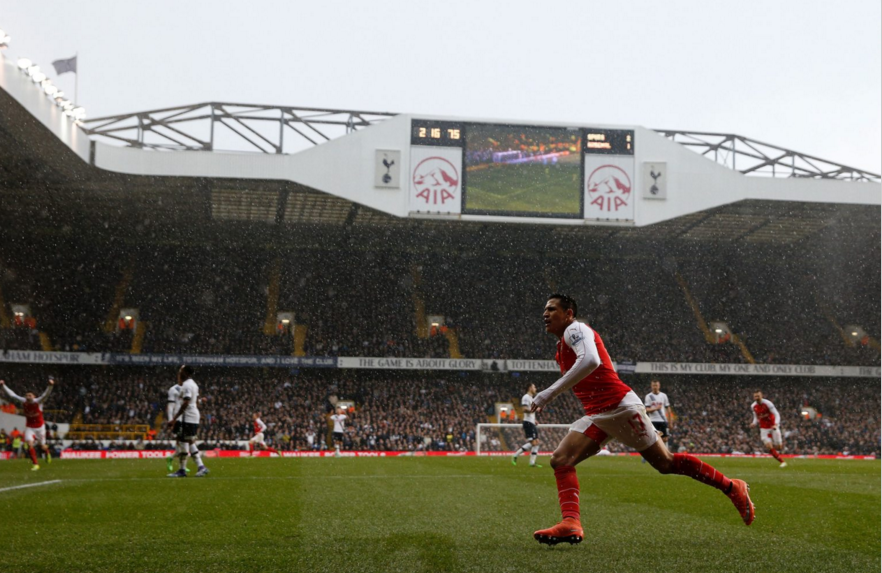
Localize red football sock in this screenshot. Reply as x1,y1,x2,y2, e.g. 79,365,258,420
672,454,732,493
269,447,279,455
554,465,580,522
769,448,783,463
28,447,38,465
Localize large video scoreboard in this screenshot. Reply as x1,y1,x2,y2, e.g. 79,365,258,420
409,119,635,221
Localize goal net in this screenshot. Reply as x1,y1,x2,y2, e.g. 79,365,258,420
475,423,571,455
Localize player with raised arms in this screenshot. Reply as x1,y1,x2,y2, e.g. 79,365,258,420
511,383,542,468
249,412,281,457
530,295,755,545
1,376,54,471
750,390,787,468
166,365,209,477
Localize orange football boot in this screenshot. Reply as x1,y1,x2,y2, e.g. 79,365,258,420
533,518,584,545
727,479,755,525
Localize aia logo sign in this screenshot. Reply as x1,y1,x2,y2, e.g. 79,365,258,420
412,157,459,205
586,165,632,212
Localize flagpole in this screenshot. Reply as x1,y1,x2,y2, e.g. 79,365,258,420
74,51,78,106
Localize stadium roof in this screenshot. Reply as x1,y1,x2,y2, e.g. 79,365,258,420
1,56,879,247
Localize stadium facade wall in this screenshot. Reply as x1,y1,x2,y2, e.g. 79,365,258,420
4,59,878,228
0,350,878,377
0,58,91,163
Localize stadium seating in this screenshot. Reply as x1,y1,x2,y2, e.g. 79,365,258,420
0,233,878,366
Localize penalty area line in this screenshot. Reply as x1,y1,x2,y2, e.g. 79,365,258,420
0,480,62,494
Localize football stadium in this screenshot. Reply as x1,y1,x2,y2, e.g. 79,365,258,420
0,10,880,573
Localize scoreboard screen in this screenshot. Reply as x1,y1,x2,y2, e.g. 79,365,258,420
462,123,583,218
408,119,636,220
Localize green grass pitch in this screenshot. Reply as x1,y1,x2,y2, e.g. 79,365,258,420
465,163,581,215
1,457,878,573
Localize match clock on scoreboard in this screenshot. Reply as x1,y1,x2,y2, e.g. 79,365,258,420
411,120,465,147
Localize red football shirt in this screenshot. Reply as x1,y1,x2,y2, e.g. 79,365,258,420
555,322,631,415
22,401,45,429
752,400,778,429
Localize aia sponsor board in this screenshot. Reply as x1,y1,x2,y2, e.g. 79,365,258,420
409,146,462,214
584,154,635,221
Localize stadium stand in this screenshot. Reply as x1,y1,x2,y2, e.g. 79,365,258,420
1,232,879,365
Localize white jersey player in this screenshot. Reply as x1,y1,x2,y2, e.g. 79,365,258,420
644,380,672,443
512,383,542,467
167,383,181,423
166,365,208,477
165,382,183,473
330,408,348,456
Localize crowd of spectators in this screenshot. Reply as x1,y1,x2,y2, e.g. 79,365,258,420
1,237,878,367
1,368,877,457
0,238,120,353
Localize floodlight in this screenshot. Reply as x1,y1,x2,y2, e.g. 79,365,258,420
72,107,86,120
32,72,46,83
714,328,723,333
44,85,58,96
17,58,31,69
26,64,39,76
53,91,64,100
851,331,858,336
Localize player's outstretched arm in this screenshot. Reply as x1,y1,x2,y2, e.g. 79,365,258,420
35,377,55,403
1,381,25,403
533,324,601,409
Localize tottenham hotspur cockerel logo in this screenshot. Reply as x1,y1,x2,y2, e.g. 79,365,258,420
412,157,459,205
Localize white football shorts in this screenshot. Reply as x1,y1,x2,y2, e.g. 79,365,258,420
569,391,659,452
249,432,266,445
760,427,782,446
24,425,47,446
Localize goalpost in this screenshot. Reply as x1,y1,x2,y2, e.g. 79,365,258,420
475,423,571,455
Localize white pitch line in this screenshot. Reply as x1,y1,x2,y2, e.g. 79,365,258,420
0,480,62,494
65,474,496,483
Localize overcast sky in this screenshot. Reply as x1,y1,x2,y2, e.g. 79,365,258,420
2,0,880,172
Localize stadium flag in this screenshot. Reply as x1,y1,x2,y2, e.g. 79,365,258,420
51,55,77,75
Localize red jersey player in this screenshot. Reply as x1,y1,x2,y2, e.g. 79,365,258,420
750,390,787,468
249,412,280,457
530,295,755,545
1,377,54,471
